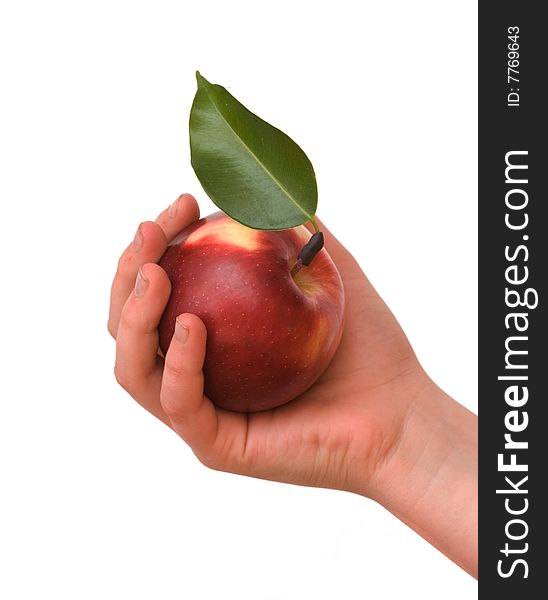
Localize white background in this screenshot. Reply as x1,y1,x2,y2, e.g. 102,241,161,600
0,1,477,598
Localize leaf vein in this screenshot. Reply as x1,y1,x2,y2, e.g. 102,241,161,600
202,85,313,224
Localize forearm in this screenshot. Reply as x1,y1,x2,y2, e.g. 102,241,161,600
364,381,478,577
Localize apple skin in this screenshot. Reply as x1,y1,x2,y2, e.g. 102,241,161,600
158,212,345,412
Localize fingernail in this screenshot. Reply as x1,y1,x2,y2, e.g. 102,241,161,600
132,224,143,251
134,268,148,297
175,316,189,343
168,194,184,218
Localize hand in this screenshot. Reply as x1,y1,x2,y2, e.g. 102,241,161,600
108,193,477,576
109,192,421,490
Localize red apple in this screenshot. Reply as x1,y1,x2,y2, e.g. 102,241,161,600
158,212,344,412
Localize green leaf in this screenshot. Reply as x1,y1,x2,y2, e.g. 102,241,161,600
189,72,318,230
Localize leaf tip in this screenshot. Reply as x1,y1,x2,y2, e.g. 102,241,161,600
195,71,209,88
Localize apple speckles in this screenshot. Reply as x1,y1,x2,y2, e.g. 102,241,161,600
157,212,345,412
186,218,261,251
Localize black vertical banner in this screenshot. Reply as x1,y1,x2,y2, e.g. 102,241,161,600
479,2,547,597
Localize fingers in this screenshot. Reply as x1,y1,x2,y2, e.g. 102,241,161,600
109,221,168,338
160,314,220,455
114,263,172,425
108,194,200,338
155,193,200,241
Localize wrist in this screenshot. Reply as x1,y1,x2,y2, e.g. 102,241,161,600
362,377,478,576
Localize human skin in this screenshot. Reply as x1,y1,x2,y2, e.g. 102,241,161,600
108,193,478,578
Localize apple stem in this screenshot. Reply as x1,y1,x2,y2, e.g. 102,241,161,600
310,216,320,232
291,231,324,276
291,258,304,276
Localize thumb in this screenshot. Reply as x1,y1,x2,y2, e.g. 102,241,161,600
160,313,219,453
